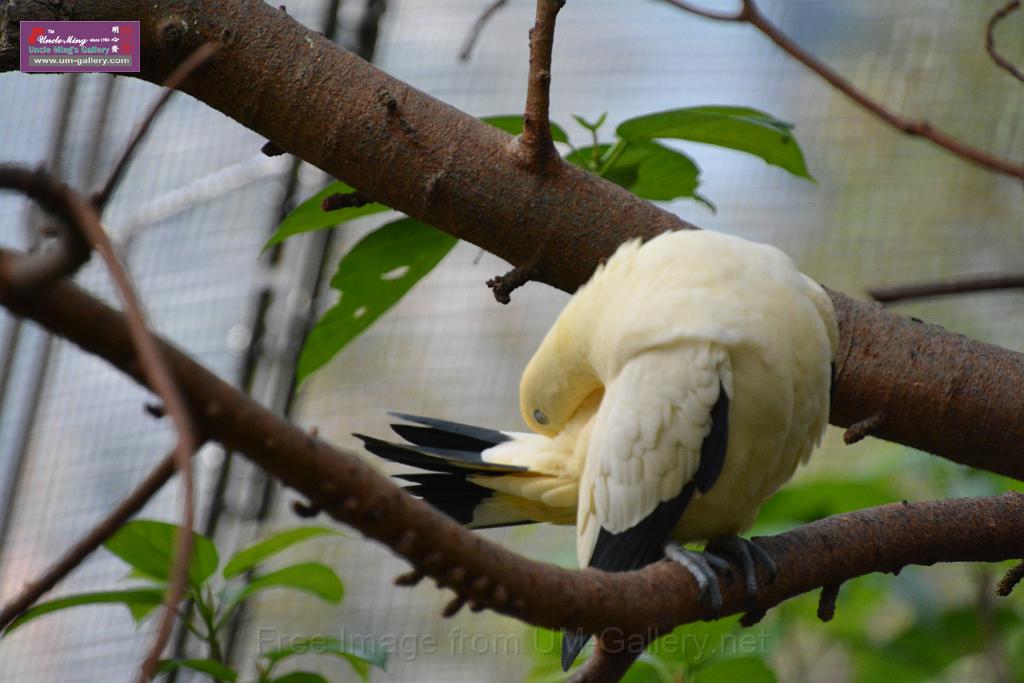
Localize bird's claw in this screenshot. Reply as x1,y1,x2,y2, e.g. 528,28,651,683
705,536,778,602
664,541,724,613
665,537,777,613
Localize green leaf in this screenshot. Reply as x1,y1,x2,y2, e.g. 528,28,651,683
263,635,388,682
297,218,457,382
104,520,219,589
223,527,341,579
233,563,344,605
693,657,778,683
617,106,812,179
263,181,390,250
567,141,702,202
157,659,238,681
270,673,329,683
481,115,569,143
2,588,166,635
572,112,607,133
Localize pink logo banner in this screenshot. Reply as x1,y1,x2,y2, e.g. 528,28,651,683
20,21,140,73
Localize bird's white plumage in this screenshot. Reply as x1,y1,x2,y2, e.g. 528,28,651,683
576,343,730,566
460,229,836,570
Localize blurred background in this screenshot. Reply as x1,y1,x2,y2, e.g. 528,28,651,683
0,0,1022,681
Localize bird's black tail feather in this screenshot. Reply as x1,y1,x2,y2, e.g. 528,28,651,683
355,413,532,529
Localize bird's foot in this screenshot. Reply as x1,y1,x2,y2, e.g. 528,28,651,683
663,541,730,613
664,536,777,613
705,535,778,604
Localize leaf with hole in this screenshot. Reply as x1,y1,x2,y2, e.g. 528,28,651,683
2,588,166,635
104,520,219,589
157,659,239,681
617,106,812,179
263,180,390,250
223,526,341,579
481,115,569,143
297,218,457,382
263,635,388,682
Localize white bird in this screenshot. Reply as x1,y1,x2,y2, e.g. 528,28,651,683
357,229,838,670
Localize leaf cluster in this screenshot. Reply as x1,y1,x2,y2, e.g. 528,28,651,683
2,521,387,683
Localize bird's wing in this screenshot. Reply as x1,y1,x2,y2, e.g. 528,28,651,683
576,342,732,569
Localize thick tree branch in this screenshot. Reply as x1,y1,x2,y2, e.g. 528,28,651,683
663,0,1024,179
2,0,1022,495
1,258,1024,648
2,3,1024,679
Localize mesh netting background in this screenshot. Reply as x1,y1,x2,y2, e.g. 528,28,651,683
0,1,1021,681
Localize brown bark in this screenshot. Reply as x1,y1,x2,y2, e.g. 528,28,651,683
2,0,1021,477
2,251,1024,642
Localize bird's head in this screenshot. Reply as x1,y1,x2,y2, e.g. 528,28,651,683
519,325,601,437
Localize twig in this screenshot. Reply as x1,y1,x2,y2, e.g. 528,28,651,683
739,607,767,626
997,561,1024,596
660,0,745,22
459,0,509,61
816,583,840,622
567,636,646,683
486,264,533,303
92,43,219,209
663,0,1024,179
976,568,1015,683
2,168,92,289
261,140,286,157
322,191,373,211
869,273,1024,304
0,452,180,630
519,0,564,165
843,412,883,444
986,1,1024,84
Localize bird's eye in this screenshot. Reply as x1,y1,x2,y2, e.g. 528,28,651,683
533,409,549,425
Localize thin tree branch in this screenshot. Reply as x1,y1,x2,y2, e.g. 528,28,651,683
518,0,564,166
660,0,745,22
89,42,217,678
2,260,1024,664
568,635,648,683
986,1,1024,84
93,43,219,209
869,273,1024,303
2,168,92,289
0,452,180,631
459,0,509,61
663,0,1024,179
